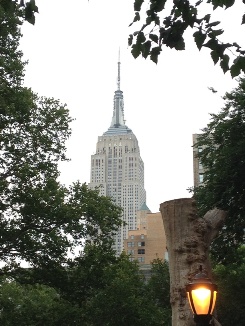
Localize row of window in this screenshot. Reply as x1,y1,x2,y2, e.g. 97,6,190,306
130,234,144,240
128,249,145,255
127,241,145,247
129,257,145,262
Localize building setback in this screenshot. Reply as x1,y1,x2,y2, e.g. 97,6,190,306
88,58,146,255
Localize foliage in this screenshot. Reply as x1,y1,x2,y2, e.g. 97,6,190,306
193,77,245,263
82,253,165,326
129,0,245,77
12,243,120,305
0,0,123,275
0,0,38,25
213,246,245,326
0,277,82,325
1,179,123,271
146,259,171,325
0,3,171,326
20,0,38,24
1,255,173,326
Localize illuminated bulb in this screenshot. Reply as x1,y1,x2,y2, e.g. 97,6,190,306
192,288,211,314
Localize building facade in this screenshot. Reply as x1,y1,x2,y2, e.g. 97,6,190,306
123,208,167,266
88,59,146,255
193,133,205,187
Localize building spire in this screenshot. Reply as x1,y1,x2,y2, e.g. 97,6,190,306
103,53,132,135
117,48,121,90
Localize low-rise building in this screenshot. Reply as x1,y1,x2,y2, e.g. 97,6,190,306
123,205,167,266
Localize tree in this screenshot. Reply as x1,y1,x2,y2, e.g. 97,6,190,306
0,0,38,25
82,253,164,326
129,0,245,77
0,0,26,103
193,77,245,263
0,0,123,275
146,259,171,325
0,277,82,325
10,251,173,326
213,246,245,326
12,238,121,306
1,180,123,272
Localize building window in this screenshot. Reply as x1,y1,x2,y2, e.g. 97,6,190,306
199,173,204,183
130,235,134,240
138,249,145,254
140,234,144,239
127,242,135,247
138,257,145,262
138,242,145,247
127,250,134,255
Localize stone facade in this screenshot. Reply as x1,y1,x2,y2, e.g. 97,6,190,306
123,210,167,265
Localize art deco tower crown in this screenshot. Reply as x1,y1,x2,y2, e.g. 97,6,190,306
104,52,132,136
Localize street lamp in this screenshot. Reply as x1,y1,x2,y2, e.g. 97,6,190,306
186,265,217,326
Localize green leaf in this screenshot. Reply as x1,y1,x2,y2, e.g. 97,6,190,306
155,0,167,12
154,15,160,25
239,56,245,73
128,34,133,46
242,14,245,25
224,0,235,9
193,30,206,50
146,10,158,25
136,31,146,44
129,12,140,26
25,2,36,25
207,21,221,28
149,33,159,44
203,38,219,51
209,29,224,37
233,42,241,49
175,39,185,50
134,0,144,12
174,8,182,18
211,50,219,64
220,54,229,73
25,12,35,25
204,14,211,23
150,46,161,64
230,61,241,78
142,40,151,58
131,44,142,59
212,0,223,10
28,0,38,13
195,0,203,6
133,12,140,23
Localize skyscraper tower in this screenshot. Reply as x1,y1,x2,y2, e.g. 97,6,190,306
88,57,147,255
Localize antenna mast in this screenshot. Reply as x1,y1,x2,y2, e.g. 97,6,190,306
117,48,121,90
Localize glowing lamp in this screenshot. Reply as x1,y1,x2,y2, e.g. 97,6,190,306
186,265,217,326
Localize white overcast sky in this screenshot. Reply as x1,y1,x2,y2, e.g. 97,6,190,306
20,0,244,213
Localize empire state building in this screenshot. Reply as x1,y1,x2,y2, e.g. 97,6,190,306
88,59,147,255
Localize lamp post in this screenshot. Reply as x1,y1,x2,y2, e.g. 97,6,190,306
186,265,217,326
